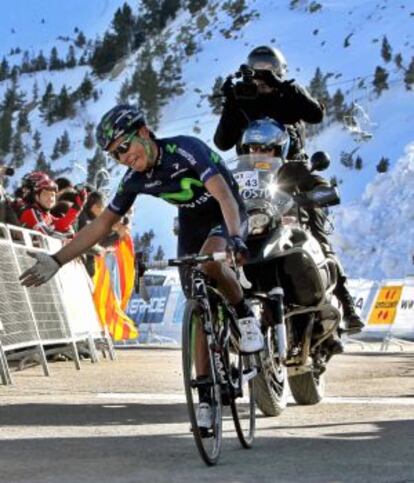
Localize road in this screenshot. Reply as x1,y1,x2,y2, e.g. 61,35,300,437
0,347,413,483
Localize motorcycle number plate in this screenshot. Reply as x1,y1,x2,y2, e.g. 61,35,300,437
234,171,259,189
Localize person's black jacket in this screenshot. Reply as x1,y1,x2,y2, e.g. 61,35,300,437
214,82,324,159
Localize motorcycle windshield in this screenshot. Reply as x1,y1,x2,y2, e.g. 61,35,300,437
226,154,294,217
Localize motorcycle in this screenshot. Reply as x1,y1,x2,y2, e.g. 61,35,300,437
226,152,341,414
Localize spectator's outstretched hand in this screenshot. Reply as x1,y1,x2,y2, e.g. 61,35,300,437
19,252,60,287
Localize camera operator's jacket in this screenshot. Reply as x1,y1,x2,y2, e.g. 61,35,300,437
214,82,324,159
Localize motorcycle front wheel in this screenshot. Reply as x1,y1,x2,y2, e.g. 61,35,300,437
288,370,326,405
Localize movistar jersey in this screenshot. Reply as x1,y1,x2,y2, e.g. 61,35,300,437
108,135,244,218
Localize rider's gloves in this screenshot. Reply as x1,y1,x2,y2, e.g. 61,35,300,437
19,252,61,287
255,69,283,89
228,235,250,263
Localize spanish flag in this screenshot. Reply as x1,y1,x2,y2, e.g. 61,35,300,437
114,233,135,311
93,253,138,341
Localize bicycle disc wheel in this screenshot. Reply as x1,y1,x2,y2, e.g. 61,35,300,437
182,299,222,466
229,346,256,448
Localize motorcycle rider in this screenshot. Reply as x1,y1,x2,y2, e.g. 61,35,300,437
19,104,264,429
240,118,364,338
214,45,324,160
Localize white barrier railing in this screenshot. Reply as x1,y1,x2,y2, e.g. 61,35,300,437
0,223,114,385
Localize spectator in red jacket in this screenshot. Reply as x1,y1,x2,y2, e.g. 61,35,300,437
19,172,86,237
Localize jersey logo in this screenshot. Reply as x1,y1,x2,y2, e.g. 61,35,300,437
160,177,203,202
210,151,221,164
166,143,177,154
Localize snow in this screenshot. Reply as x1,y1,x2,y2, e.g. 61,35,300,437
1,0,413,277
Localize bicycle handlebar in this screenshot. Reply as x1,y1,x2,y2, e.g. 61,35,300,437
144,251,227,270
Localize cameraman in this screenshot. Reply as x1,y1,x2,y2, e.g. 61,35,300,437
214,45,324,159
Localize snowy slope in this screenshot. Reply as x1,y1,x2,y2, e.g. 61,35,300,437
0,0,413,278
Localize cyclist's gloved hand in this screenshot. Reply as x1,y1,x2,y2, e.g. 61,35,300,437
19,252,61,287
228,235,249,264
255,69,283,89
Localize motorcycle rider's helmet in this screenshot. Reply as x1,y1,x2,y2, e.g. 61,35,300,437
96,104,146,151
241,118,290,159
247,46,288,78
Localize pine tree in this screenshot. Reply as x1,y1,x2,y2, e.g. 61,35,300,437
117,78,131,103
11,130,26,167
373,66,389,96
20,50,32,73
60,130,70,154
112,3,135,56
2,79,26,112
376,157,389,173
86,148,107,185
40,82,56,124
381,36,392,63
153,245,165,261
331,88,346,121
0,57,10,81
187,0,208,14
131,59,161,128
404,57,414,90
0,109,13,155
50,138,61,160
49,46,63,70
33,50,47,71
54,85,75,120
355,155,363,170
76,74,94,104
66,45,77,68
83,122,95,149
17,108,31,133
74,30,86,48
308,67,330,109
35,151,51,174
32,129,42,151
32,79,39,102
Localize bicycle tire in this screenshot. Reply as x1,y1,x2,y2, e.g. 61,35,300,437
229,351,256,448
182,299,223,466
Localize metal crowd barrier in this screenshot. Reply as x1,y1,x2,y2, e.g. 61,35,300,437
0,223,115,385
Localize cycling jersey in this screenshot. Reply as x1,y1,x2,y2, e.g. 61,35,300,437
108,135,245,218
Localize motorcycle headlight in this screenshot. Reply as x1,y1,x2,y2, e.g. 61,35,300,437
248,212,271,235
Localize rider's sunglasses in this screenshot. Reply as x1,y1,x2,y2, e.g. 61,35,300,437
109,132,137,161
248,144,278,155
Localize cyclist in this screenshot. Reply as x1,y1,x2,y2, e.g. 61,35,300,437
19,104,264,429
240,118,364,345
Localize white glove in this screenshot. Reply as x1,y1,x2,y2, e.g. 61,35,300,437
19,252,61,287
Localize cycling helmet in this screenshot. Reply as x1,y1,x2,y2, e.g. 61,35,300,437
247,46,288,78
21,171,50,190
96,104,146,151
34,176,58,194
241,118,290,159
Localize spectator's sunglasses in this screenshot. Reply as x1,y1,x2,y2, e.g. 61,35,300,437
109,132,137,160
248,144,283,156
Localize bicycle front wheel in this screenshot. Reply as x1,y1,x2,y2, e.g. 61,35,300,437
229,351,256,449
182,299,222,466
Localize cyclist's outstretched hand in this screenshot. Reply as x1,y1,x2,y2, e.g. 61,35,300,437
228,235,249,265
19,252,61,287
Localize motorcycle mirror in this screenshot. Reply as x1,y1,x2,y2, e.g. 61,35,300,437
310,151,330,172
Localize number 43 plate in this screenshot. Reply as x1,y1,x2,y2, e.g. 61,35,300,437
234,171,259,189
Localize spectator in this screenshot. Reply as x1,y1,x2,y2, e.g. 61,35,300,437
19,172,86,237
55,177,73,198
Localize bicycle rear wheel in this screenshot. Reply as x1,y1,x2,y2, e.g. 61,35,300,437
229,340,256,448
182,299,222,466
